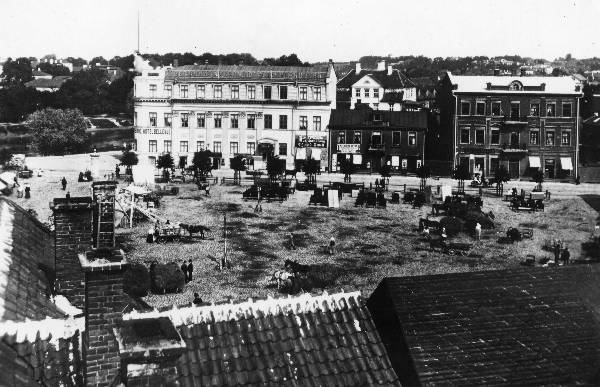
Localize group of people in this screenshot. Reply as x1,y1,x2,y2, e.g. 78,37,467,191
13,175,31,199
180,260,194,282
552,239,570,265
146,219,178,242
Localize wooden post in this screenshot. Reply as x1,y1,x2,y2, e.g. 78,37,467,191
129,192,134,228
223,213,227,269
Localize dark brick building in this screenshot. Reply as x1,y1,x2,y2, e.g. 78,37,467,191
438,72,583,179
328,109,428,173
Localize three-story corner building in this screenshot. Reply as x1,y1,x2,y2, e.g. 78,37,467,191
440,72,583,179
133,56,337,169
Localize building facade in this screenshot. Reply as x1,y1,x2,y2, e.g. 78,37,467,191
328,109,428,173
133,56,336,169
440,72,583,179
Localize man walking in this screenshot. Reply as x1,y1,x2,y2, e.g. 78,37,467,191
561,246,570,265
61,177,67,190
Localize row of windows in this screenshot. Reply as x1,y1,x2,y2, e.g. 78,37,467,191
336,131,417,147
460,101,573,118
459,128,571,146
148,84,322,101
146,112,322,130
147,140,287,156
354,88,381,98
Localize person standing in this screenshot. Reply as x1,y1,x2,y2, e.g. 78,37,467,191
553,242,561,263
187,259,194,281
289,233,296,250
475,222,482,241
24,184,30,199
61,177,67,190
146,227,155,243
561,246,570,265
193,293,203,305
181,260,189,282
16,184,24,198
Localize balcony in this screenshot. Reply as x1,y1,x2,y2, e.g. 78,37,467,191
502,115,528,125
500,143,528,154
368,142,386,151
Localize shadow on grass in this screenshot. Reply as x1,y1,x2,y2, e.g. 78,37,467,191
581,194,600,222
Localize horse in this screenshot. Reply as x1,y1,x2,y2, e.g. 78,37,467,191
271,270,294,289
179,223,211,238
284,259,310,275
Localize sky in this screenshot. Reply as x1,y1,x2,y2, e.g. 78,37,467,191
1,0,599,62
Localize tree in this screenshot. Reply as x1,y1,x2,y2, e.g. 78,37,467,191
494,165,510,196
120,148,138,175
532,169,544,192
339,157,356,183
192,150,213,180
452,164,471,193
230,155,247,184
26,108,90,155
55,69,112,115
0,148,12,166
38,63,71,76
266,156,286,181
416,164,432,191
303,158,320,184
379,163,391,188
90,56,108,66
1,57,33,84
157,153,174,180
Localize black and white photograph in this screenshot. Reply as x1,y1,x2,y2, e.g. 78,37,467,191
0,0,600,385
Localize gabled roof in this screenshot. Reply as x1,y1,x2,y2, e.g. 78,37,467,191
329,109,428,129
0,198,64,322
124,291,400,386
337,69,416,90
367,266,600,386
165,64,328,83
446,72,582,95
24,76,71,90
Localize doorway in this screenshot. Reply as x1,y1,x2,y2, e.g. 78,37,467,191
544,159,555,179
509,161,520,178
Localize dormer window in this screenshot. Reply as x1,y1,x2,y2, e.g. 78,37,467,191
509,81,523,91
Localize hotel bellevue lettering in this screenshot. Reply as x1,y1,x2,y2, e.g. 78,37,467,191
135,128,172,135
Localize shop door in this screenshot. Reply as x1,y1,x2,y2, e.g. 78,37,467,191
212,157,220,170
545,160,555,179
509,161,520,178
474,157,485,175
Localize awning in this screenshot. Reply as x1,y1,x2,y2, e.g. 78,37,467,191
528,156,541,168
311,148,322,160
353,154,362,165
560,157,573,170
295,148,306,160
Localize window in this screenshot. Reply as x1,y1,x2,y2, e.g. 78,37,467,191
229,114,239,128
371,131,382,146
196,141,205,151
148,156,156,166
299,116,308,129
134,112,137,126
374,88,379,99
149,140,157,153
248,85,255,99
164,140,171,153
149,112,157,127
461,101,470,115
460,127,470,144
546,102,556,117
230,142,239,155
247,114,255,129
476,102,485,116
353,131,362,144
264,114,272,129
475,129,484,144
279,85,287,99
355,88,360,97
180,113,189,128
197,114,205,128
247,142,256,154
491,102,501,116
313,116,321,131
196,85,205,99
231,85,239,99
213,141,222,153
491,128,500,145
214,114,222,128
364,88,370,98
164,84,172,97
530,130,539,145
490,158,499,173
214,85,222,99
180,84,188,98
562,103,572,117
546,131,555,146
299,87,307,100
392,132,401,146
337,131,346,144
164,113,172,127
279,115,287,129
279,143,287,156
264,86,272,99
561,131,571,146
530,103,540,116
180,141,188,153
408,132,417,146
149,84,157,97
510,102,520,118
314,87,322,100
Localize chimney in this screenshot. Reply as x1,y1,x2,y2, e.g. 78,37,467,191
355,62,361,74
387,65,393,76
50,197,94,308
173,58,179,67
377,60,386,71
494,68,500,76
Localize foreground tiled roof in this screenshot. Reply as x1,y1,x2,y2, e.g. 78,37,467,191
329,109,428,129
337,69,416,90
367,266,600,386
0,198,64,322
165,64,328,83
124,291,400,386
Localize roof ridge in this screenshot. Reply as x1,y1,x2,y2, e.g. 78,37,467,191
123,290,363,325
0,316,83,345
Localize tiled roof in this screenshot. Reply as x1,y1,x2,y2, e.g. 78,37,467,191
446,72,582,94
24,76,71,90
0,198,64,322
329,109,428,129
367,266,600,386
165,65,328,83
337,69,416,90
124,291,400,386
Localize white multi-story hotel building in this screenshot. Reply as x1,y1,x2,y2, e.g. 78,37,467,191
133,56,337,170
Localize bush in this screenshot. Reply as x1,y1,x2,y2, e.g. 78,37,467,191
150,262,185,294
463,211,494,233
440,216,464,237
123,263,151,297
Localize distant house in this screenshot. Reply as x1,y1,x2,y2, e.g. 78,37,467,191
337,61,418,110
32,70,52,80
24,75,71,92
94,64,124,82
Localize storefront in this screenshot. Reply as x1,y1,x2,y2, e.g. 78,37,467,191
295,135,327,170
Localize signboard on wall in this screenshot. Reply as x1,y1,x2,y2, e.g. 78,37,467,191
295,135,327,148
337,144,361,153
135,128,171,135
